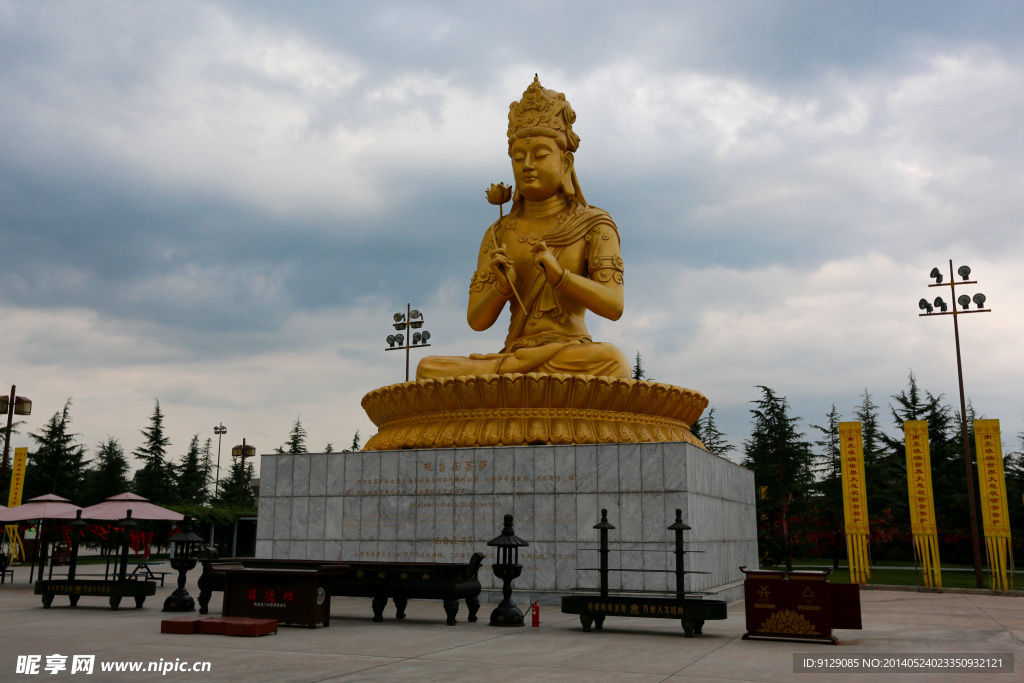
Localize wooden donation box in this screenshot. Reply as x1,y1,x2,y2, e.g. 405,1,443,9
219,564,343,628
740,567,861,644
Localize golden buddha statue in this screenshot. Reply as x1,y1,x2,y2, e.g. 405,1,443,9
417,76,630,380
361,77,707,450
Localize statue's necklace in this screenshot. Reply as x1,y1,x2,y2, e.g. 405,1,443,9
504,210,570,246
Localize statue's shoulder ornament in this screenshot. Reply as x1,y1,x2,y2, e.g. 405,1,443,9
576,206,623,282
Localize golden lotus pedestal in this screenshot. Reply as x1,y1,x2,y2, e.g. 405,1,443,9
361,373,708,451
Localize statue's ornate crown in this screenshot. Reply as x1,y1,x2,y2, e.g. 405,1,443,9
508,75,580,152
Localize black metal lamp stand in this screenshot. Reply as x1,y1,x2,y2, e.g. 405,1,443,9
163,515,204,612
487,513,529,626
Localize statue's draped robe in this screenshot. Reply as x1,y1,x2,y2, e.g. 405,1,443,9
417,205,630,380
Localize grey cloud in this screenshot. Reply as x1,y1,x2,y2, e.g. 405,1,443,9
3,1,1023,455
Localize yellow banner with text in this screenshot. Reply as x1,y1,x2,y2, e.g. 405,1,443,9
839,422,870,585
974,419,1013,592
7,447,28,507
904,421,941,588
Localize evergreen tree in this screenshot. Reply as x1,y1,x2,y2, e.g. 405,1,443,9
176,434,209,504
25,399,89,499
84,436,130,505
132,400,177,504
632,351,647,380
691,407,736,459
0,418,26,449
323,443,334,453
282,416,307,454
947,399,984,560
200,437,214,492
854,390,901,528
217,458,256,506
742,386,814,570
810,404,844,567
882,372,976,560
342,431,361,453
1003,429,1024,554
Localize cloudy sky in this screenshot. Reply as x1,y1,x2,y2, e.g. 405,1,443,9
3,1,1022,480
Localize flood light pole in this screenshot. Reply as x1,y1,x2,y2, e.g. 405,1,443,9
232,438,256,504
918,259,991,588
385,304,432,382
213,423,226,499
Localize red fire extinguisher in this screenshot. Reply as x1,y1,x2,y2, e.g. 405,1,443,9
531,601,540,627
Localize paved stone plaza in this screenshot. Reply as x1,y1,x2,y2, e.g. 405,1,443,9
0,565,1021,682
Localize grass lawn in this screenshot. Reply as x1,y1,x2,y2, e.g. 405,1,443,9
763,559,1021,590
11,553,170,567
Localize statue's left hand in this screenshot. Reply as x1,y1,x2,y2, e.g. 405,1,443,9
531,241,564,286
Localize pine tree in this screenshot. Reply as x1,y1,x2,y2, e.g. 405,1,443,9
323,443,334,453
84,436,130,505
1003,429,1024,547
691,407,736,459
132,400,177,504
632,351,647,380
217,458,256,506
25,399,89,499
882,372,976,560
742,386,814,570
946,399,984,561
283,416,307,454
200,438,214,491
810,404,844,568
176,434,209,504
342,431,361,453
852,389,903,535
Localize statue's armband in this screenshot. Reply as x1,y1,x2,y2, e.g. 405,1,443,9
589,255,624,285
470,268,496,293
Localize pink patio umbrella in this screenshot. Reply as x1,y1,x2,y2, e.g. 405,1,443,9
0,493,81,522
0,494,83,583
51,492,183,522
48,494,183,576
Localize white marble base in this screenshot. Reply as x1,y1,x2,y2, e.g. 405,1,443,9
256,442,757,601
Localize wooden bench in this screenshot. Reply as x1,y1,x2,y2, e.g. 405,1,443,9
128,562,172,586
199,554,485,626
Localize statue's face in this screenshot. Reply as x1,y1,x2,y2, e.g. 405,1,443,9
510,135,567,201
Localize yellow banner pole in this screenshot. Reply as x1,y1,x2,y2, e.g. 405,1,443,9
974,419,1011,593
5,525,26,562
839,422,870,585
5,448,30,561
905,421,941,589
7,447,28,507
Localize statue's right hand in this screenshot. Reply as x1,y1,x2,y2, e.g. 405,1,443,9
489,248,516,298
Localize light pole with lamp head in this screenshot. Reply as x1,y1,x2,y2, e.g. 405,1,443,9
213,424,226,499
385,304,432,382
919,260,991,588
208,423,226,551
230,439,256,558
232,439,256,505
1,385,32,481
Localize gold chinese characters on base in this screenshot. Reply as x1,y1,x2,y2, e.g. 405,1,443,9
361,373,708,451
